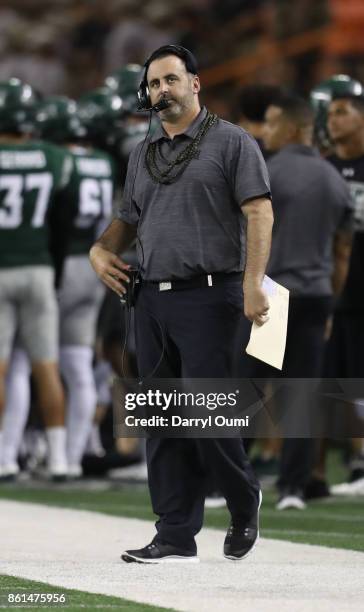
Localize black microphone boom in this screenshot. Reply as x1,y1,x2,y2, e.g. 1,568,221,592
137,98,170,113
151,99,170,112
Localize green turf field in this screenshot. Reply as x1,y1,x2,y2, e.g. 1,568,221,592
1,450,362,612
0,575,174,611
0,483,363,552
0,450,363,553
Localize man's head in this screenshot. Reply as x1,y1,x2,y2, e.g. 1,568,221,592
310,74,363,149
263,93,314,152
327,95,364,145
237,84,281,138
140,45,200,121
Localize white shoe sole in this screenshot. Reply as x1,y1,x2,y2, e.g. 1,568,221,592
0,463,19,477
276,495,306,510
109,463,148,482
330,477,364,496
224,489,262,561
121,553,200,564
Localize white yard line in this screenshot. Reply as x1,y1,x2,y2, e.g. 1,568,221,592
1,500,363,612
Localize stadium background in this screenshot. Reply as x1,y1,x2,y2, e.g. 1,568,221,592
0,1,363,611
1,0,364,114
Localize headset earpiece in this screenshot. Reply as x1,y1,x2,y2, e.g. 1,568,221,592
137,73,151,111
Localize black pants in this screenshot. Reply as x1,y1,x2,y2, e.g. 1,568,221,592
236,296,332,492
134,280,260,552
324,310,364,377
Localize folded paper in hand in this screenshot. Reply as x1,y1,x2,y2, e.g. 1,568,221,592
245,276,289,370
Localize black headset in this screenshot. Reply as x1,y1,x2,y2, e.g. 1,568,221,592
137,45,198,111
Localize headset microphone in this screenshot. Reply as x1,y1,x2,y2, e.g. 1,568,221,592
137,98,170,113
152,98,170,112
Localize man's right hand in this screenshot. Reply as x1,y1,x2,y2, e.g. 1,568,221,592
89,244,131,297
243,282,270,326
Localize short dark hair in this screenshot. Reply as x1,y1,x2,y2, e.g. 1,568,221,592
272,92,314,126
238,84,282,122
144,45,198,80
332,93,364,113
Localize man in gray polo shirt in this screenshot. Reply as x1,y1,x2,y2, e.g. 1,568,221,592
240,92,353,511
90,45,273,563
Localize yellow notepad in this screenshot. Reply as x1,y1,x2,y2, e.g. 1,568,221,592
246,276,289,370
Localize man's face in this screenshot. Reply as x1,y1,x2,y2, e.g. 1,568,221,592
327,98,364,144
147,55,200,121
263,105,294,152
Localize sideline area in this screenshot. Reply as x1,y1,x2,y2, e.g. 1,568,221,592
1,500,363,612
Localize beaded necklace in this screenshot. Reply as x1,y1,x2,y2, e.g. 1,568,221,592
145,111,218,185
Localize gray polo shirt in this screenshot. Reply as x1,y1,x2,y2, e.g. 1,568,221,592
266,144,353,296
117,107,270,280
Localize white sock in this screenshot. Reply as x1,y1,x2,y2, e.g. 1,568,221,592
45,426,67,473
60,346,97,470
2,349,31,469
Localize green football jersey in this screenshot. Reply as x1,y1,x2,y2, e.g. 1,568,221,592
0,140,72,267
62,145,118,256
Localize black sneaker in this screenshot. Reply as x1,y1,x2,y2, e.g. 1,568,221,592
350,468,364,482
224,490,262,561
349,455,364,483
304,477,330,500
121,541,199,564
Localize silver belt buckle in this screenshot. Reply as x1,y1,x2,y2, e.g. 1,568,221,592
159,281,172,291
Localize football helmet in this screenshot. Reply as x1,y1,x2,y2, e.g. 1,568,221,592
77,87,125,148
34,96,87,143
310,75,364,147
104,64,143,114
0,78,40,134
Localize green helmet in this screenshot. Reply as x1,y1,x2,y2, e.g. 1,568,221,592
78,87,125,148
0,78,40,134
34,96,87,143
310,75,364,147
104,64,143,114
112,118,151,182
116,120,151,158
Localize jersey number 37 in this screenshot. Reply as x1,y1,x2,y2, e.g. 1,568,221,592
0,173,53,229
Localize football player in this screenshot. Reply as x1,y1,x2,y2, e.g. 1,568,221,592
35,95,119,477
0,79,72,480
326,80,364,495
310,75,364,496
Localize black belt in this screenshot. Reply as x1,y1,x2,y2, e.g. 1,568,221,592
142,271,242,291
